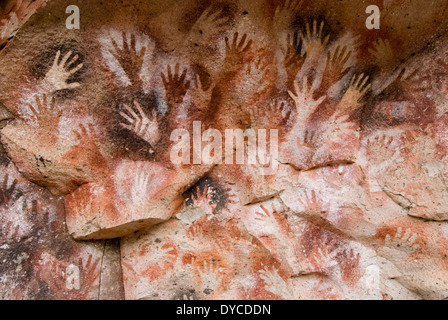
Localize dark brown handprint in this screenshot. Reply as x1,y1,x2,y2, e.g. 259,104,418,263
224,32,253,72
161,63,190,106
110,32,146,87
320,45,352,94
284,32,306,89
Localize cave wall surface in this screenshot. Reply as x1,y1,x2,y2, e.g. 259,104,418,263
1,0,448,300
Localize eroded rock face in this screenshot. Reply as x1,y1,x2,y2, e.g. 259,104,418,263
1,0,448,300
0,147,125,299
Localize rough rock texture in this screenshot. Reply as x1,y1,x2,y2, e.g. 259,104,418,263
1,0,448,300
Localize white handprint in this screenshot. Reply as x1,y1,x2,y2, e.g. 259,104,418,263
190,6,229,39
44,50,83,91
120,101,160,148
289,77,326,126
130,168,156,206
197,260,224,294
259,266,293,299
316,111,358,143
254,204,283,237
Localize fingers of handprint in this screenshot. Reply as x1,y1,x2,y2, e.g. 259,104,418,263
288,0,299,10
310,190,317,204
384,233,392,246
360,81,372,96
237,33,249,51
226,33,252,58
352,74,371,99
224,35,230,50
236,33,251,51
300,76,317,96
329,45,351,71
200,5,212,19
73,129,82,141
208,8,228,26
302,20,329,47
288,89,296,102
66,82,81,89
309,76,320,93
401,228,413,243
1,175,17,197
349,75,357,88
232,32,240,49
168,64,174,82
36,94,43,110
87,123,96,138
395,227,403,239
161,71,168,87
27,103,38,118
73,123,92,141
254,211,266,221
162,64,190,96
151,108,158,121
179,67,188,85
208,8,222,21
138,45,146,60
287,32,301,54
206,186,213,199
52,50,61,67
406,231,417,245
194,74,203,90
317,20,324,39
354,73,365,88
124,102,140,122
133,101,147,121
302,76,312,94
68,62,83,75
194,186,201,201
303,21,312,43
130,33,137,53
110,38,121,59
255,205,272,221
50,96,56,111
225,32,238,51
60,50,73,68
80,123,88,137
122,32,129,52
119,107,136,128
66,54,79,68
337,46,351,66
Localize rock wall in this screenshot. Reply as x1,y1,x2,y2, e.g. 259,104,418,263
1,0,448,300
